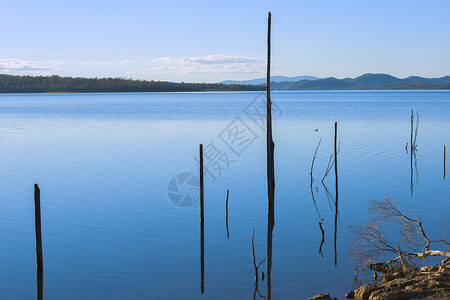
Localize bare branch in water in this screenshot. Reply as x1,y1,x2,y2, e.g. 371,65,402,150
310,139,322,186
348,196,450,275
252,229,267,300
319,218,325,257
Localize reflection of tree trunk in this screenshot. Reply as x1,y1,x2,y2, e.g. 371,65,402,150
334,122,338,267
267,204,274,300
414,150,418,186
310,184,320,218
199,144,204,294
410,148,413,195
201,219,204,294
322,181,335,210
319,219,325,257
226,189,229,239
252,229,267,300
37,269,43,300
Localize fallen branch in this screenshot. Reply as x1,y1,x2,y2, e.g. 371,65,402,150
349,196,450,275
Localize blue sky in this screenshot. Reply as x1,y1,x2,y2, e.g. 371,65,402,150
1,0,449,82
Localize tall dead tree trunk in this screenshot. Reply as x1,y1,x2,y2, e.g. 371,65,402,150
266,12,274,300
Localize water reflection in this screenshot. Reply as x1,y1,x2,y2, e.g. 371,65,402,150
37,269,43,300
266,194,274,300
201,217,204,294
310,184,320,218
252,229,267,300
410,141,419,195
309,123,339,264
226,189,229,239
318,219,325,257
410,110,419,195
444,145,446,180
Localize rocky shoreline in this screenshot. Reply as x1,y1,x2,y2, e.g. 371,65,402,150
308,259,450,300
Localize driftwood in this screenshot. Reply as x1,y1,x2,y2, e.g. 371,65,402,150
349,197,450,274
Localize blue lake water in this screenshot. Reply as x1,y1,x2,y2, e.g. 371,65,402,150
1,91,450,299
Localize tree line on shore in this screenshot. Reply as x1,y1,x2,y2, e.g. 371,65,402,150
0,74,265,93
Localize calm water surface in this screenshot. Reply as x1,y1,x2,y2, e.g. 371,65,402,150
1,91,450,299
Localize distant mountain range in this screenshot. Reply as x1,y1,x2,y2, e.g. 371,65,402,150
221,75,320,85
273,73,450,90
223,73,450,90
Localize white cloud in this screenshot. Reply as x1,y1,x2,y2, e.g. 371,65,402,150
120,60,138,64
81,60,114,65
0,58,55,72
151,54,263,74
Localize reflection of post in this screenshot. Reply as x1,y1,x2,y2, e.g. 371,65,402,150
267,203,274,300
226,189,229,239
34,184,43,300
444,145,446,180
252,229,267,300
37,269,43,300
199,144,204,294
318,218,325,257
334,122,338,267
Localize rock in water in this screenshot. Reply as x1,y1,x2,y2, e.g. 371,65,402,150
345,290,355,298
307,294,335,300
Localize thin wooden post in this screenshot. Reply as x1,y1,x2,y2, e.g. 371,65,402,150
34,184,43,300
34,184,43,271
444,145,446,180
200,144,204,225
266,11,275,212
334,122,338,266
410,109,413,153
266,12,274,300
334,122,338,198
199,144,204,294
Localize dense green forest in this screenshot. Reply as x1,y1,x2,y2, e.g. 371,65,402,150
0,74,265,93
2,73,450,93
